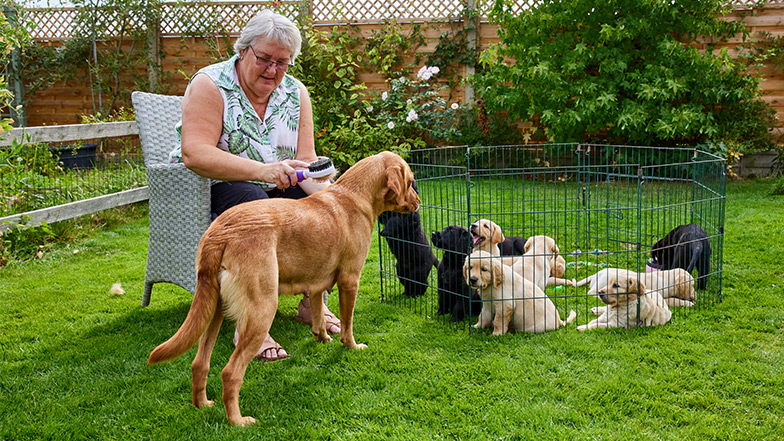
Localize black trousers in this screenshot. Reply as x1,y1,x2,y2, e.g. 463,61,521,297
210,181,309,220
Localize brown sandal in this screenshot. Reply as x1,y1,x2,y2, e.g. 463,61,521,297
295,295,341,334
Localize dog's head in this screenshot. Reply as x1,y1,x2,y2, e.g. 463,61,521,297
524,235,560,269
380,152,419,214
551,254,566,278
431,225,472,254
470,219,505,250
463,250,504,289
595,269,645,307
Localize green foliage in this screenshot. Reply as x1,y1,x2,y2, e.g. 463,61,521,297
0,4,31,131
294,22,437,169
0,216,54,266
478,0,777,153
771,175,784,195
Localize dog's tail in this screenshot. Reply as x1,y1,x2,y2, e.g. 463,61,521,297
148,239,224,365
562,310,577,325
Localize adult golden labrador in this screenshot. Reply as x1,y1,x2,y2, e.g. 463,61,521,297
576,269,672,331
464,250,575,335
147,152,420,426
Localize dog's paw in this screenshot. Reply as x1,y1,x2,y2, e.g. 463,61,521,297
232,416,256,427
590,307,604,316
354,343,368,350
576,325,587,332
314,333,333,343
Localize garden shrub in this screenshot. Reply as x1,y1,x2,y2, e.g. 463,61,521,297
476,0,777,153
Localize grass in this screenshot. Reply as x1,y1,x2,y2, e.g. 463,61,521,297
1,179,782,440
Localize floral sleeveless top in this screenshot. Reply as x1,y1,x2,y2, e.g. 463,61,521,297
169,54,301,189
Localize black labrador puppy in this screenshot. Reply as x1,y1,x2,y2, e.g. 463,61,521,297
499,236,526,256
650,223,711,290
378,209,438,298
430,225,482,322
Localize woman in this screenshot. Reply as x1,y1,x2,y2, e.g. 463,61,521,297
170,9,340,362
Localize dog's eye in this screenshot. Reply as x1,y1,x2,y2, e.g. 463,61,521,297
612,283,619,288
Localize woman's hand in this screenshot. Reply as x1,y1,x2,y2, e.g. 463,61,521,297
261,159,310,189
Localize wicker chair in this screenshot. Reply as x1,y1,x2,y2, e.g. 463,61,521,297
132,91,211,306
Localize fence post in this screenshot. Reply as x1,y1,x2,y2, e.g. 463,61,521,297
464,0,478,105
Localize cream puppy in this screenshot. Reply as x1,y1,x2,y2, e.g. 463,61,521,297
574,267,695,308
464,250,575,335
577,269,672,331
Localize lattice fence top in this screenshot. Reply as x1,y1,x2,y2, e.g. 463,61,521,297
23,0,783,40
23,0,538,40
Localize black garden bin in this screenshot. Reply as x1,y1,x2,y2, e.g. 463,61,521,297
49,143,97,170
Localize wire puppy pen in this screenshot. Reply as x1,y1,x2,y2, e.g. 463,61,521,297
377,144,725,331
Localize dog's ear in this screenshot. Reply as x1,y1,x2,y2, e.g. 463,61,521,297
430,231,442,248
524,237,534,253
462,257,471,284
384,165,407,206
491,222,505,245
492,260,505,288
627,276,645,300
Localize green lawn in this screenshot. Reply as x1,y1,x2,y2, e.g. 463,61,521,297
1,179,782,440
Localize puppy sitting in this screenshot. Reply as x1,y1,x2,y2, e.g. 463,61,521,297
378,205,438,297
469,218,524,266
464,250,576,335
472,222,571,287
574,267,695,308
514,235,574,291
577,269,672,331
430,225,481,322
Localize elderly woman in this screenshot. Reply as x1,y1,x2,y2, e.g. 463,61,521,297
170,10,339,362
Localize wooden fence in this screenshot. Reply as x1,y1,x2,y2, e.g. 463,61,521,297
13,0,784,138
0,122,147,232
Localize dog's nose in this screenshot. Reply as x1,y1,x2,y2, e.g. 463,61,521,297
599,293,608,304
469,276,478,286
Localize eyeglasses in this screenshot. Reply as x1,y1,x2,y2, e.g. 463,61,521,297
247,46,294,72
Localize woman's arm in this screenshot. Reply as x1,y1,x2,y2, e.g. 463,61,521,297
295,83,332,195
180,74,307,189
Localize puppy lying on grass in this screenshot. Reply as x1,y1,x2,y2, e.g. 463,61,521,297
574,267,695,308
577,269,672,331
464,250,575,335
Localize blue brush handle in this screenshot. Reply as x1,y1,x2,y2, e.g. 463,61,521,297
288,170,307,185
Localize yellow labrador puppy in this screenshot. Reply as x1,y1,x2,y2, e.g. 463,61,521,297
574,267,695,308
147,152,420,426
464,250,575,335
471,223,572,287
512,235,563,291
576,269,672,331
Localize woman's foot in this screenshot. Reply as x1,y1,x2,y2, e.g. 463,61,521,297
233,330,289,362
295,294,341,334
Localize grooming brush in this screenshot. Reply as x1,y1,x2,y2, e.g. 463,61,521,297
295,156,336,182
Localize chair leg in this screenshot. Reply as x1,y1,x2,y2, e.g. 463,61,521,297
142,281,153,307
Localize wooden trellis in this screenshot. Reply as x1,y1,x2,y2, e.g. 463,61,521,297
24,0,544,40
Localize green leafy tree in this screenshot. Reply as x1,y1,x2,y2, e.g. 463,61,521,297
476,0,776,151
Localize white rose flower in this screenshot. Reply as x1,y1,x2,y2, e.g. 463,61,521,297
387,121,395,130
382,91,388,101
451,102,459,110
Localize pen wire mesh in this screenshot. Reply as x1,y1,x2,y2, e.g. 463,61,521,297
377,144,725,331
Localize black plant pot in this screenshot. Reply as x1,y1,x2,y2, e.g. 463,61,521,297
49,143,97,170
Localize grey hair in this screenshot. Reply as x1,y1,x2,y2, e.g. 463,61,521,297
234,10,302,62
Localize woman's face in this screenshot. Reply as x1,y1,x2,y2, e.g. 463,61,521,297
237,38,292,102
